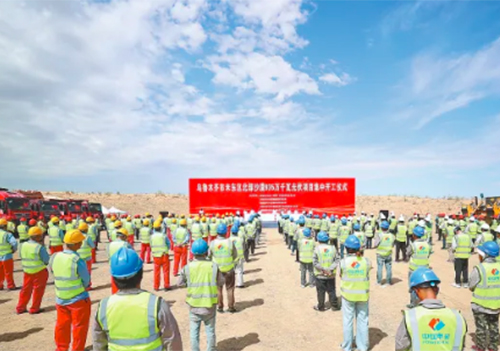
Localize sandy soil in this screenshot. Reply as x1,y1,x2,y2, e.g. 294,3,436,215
0,227,478,351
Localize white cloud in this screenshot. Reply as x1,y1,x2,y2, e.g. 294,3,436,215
319,72,354,87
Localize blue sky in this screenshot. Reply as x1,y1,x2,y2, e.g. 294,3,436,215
0,0,499,197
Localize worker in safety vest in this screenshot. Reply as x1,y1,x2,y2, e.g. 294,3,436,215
395,216,408,262
282,214,290,244
363,218,375,250
77,222,95,289
395,268,467,351
374,220,395,287
337,217,352,259
201,216,209,243
93,247,183,351
190,216,204,260
340,235,371,351
328,215,339,249
245,215,257,257
151,222,171,291
292,216,305,261
109,220,123,242
108,228,132,294
139,219,152,264
476,223,494,248
5,215,15,234
469,241,500,351
254,213,262,244
352,223,365,252
230,223,245,288
48,217,65,255
17,217,29,244
313,231,340,311
445,218,456,262
406,226,432,308
208,217,218,244
16,226,49,314
465,216,480,244
287,216,296,251
122,215,134,246
298,228,315,288
132,214,142,240
209,223,238,313
312,214,321,236
172,218,190,276
179,239,219,351
50,230,91,351
86,216,98,263
0,218,18,290
320,213,330,232
451,226,473,289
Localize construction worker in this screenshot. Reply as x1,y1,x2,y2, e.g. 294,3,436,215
17,217,29,243
406,226,432,308
86,216,98,263
50,230,91,351
0,218,18,290
340,235,371,351
328,215,339,249
150,222,171,291
476,223,494,247
108,228,131,294
179,239,219,351
389,212,398,233
230,224,245,288
254,213,262,244
93,247,183,351
338,217,351,259
445,218,456,262
201,216,209,243
16,226,49,314
298,228,315,288
292,216,305,260
469,241,500,351
282,214,290,244
395,268,467,351
122,215,134,246
48,217,65,255
451,226,473,289
288,216,296,250
109,220,123,242
173,218,190,276
466,216,480,244
363,218,375,250
6,215,16,234
77,222,95,289
320,213,330,233
395,216,408,262
313,231,339,311
190,216,204,260
132,214,142,240
245,215,257,257
352,223,365,252
209,223,238,313
139,219,152,264
374,220,395,287
37,215,47,235
208,217,218,243
65,216,75,232
313,214,321,236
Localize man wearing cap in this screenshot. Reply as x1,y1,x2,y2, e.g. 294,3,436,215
313,231,340,311
229,223,245,288
469,241,500,351
151,223,172,291
93,247,183,351
0,218,18,291
451,226,473,289
173,218,190,276
395,268,467,351
48,217,65,255
50,230,92,351
16,217,29,244
179,239,221,351
16,226,50,314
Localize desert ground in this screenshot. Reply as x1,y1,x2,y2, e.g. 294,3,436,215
0,194,476,351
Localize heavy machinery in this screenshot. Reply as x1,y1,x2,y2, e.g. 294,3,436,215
461,195,500,224
0,188,33,222
17,190,61,220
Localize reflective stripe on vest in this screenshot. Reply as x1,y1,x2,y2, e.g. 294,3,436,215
482,232,494,243
404,306,465,351
174,228,188,244
209,223,218,236
186,260,218,308
446,226,455,244
50,252,85,300
77,236,92,261
108,241,127,260
329,223,339,238
299,238,314,263
230,236,244,260
471,262,500,309
98,292,162,351
211,239,234,273
17,224,29,240
376,233,395,257
396,225,407,242
364,224,374,238
150,233,168,258
48,226,63,246
201,223,209,238
409,241,430,271
340,256,369,302
140,228,151,244
468,223,479,238
0,230,13,256
339,226,350,243
124,222,134,237
191,223,203,240
20,241,46,274
314,244,337,276
454,234,472,259
88,224,97,242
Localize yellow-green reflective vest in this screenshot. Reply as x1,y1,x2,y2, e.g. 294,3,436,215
454,234,472,259
396,225,407,242
0,229,13,256
364,224,374,238
108,241,127,260
389,219,398,231
50,252,85,300
404,306,466,351
424,226,432,241
209,223,218,237
377,233,395,257
66,223,75,232
98,292,162,351
459,220,466,231
409,220,416,234
151,233,168,258
201,223,209,238
191,223,203,240
283,220,290,234
320,219,330,232
305,218,312,229
78,236,92,261
110,229,118,242
88,224,97,242
299,238,314,263
59,221,66,231
132,218,143,230
339,226,351,243
329,222,339,239
313,219,321,230
211,239,234,273
446,226,455,244
314,244,337,276
481,232,494,243
49,226,63,247
124,221,134,237
230,236,244,260
20,241,46,274
340,256,370,302
17,224,29,241
140,227,151,244
7,221,15,233
185,260,218,308
409,241,431,271
174,227,189,244
238,226,246,240
471,262,500,310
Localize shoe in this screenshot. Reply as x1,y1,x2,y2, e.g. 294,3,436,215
309,285,315,288
406,304,414,309
217,307,224,313
462,284,469,289
164,287,171,291
16,310,27,315
228,308,237,313
7,287,18,291
331,304,341,311
29,309,44,315
313,305,325,312
301,285,306,288
237,285,245,289
451,283,461,288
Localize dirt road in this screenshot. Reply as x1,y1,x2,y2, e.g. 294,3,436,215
0,228,478,350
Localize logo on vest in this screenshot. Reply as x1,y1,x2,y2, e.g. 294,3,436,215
429,318,445,331
488,268,500,283
324,248,330,253
422,318,451,346
384,237,390,241
492,269,499,276
351,261,360,268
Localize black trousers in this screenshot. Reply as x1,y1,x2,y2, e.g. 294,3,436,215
316,278,338,309
284,233,289,244
246,238,256,257
454,258,469,284
395,241,407,261
366,237,372,249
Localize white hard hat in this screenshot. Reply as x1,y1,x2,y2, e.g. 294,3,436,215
370,213,373,216
495,226,500,234
418,220,426,227
448,219,454,224
347,216,352,221
481,223,490,230
425,214,431,221
444,216,449,220
469,216,475,222
399,215,405,221
361,211,366,215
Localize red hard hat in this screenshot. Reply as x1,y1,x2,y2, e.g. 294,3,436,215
94,214,100,218
59,215,64,220
71,214,77,219
20,217,26,222
38,215,44,220
135,214,140,218
29,219,37,226
50,214,55,218
459,215,464,219
66,216,72,222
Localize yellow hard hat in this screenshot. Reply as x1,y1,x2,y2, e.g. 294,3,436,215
211,218,216,223
143,219,150,226
127,215,132,221
0,218,7,226
111,215,117,221
64,230,86,244
181,214,185,219
172,218,177,224
86,216,95,223
194,216,200,221
222,215,225,218
201,217,207,223
216,213,220,218
28,226,43,237
78,222,89,232
51,217,60,224
117,228,128,236
153,221,162,229
179,218,187,226
225,212,229,216
114,220,122,228
158,214,163,220
168,213,173,218
145,212,151,217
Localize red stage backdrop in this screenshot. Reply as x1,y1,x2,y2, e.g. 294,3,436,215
189,178,355,215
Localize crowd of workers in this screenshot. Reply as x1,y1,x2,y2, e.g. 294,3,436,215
278,210,500,351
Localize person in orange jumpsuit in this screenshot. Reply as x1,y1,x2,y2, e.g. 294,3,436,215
16,227,49,314
0,218,18,290
151,222,171,291
139,219,152,263
172,218,190,276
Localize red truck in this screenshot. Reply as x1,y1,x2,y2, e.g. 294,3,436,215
0,188,33,222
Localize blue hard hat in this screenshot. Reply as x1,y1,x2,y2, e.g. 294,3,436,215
322,213,327,218
314,215,319,219
283,214,288,219
231,225,239,234
111,247,143,279
341,218,347,225
249,214,255,221
413,226,425,237
290,216,295,222
307,214,311,218
234,220,240,228
217,223,227,235
478,241,500,257
330,215,335,222
297,216,305,225
191,239,209,255
353,223,360,231
409,268,441,289
381,220,390,230
303,228,312,238
344,235,360,250
317,231,329,243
